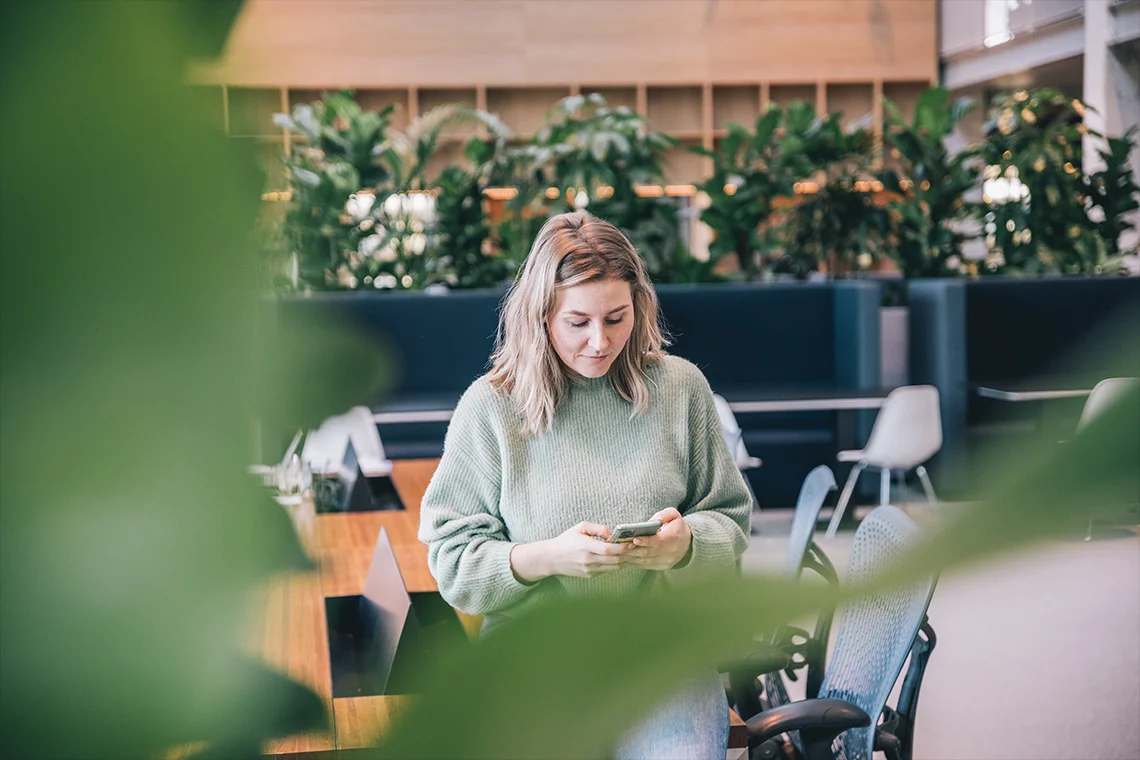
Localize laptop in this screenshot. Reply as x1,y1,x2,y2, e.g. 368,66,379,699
325,527,468,697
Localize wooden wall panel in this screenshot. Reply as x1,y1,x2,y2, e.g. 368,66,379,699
188,0,937,87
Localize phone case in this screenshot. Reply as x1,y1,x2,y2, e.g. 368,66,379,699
607,520,663,543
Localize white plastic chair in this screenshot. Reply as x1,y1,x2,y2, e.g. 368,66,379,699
1078,378,1139,432
1076,378,1139,540
825,385,942,537
301,405,393,478
712,393,762,470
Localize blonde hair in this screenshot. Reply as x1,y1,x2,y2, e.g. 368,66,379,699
488,212,667,436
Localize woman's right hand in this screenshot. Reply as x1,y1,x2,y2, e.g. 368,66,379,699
510,522,626,582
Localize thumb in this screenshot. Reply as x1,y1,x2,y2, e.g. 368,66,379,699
651,507,682,523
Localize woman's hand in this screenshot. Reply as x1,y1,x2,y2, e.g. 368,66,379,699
510,522,626,582
620,508,692,571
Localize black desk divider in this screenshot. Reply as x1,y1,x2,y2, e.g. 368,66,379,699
315,440,406,514
325,527,467,698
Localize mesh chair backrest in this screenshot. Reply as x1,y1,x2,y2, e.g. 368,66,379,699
860,385,942,468
1078,378,1139,432
784,465,837,579
818,506,937,760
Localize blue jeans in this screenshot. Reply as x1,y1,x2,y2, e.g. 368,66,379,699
480,619,729,759
613,668,730,760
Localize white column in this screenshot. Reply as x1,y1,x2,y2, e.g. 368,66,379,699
1083,0,1111,173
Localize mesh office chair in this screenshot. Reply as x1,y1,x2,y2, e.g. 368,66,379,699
748,506,939,760
730,467,838,721
826,386,942,537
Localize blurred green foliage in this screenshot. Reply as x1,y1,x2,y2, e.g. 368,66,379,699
978,88,1139,275
2,5,1139,760
880,87,983,279
1,2,387,757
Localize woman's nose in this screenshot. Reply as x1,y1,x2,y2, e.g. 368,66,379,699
588,324,608,352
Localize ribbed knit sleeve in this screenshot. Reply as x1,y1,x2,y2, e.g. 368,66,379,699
666,362,752,583
417,379,534,615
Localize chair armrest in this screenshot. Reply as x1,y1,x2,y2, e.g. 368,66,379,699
721,642,792,721
746,698,871,760
719,641,792,677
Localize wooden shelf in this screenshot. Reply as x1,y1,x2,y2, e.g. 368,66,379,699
713,85,760,131
769,83,818,111
662,138,705,184
826,82,874,127
356,89,411,130
883,81,929,123
580,86,638,111
647,85,702,134
217,77,927,185
419,87,478,138
667,129,706,140
487,86,571,135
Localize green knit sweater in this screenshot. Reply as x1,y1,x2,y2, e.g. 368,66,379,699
418,355,752,624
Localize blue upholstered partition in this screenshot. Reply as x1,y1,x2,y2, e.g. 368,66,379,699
909,276,1140,496
275,280,882,506
655,281,881,505
907,280,967,490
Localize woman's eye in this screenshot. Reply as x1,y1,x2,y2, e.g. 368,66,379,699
604,318,625,326
569,321,587,328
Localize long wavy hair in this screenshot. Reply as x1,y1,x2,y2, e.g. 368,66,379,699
487,212,667,436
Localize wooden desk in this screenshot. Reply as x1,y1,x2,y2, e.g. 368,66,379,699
253,459,448,755
255,458,745,756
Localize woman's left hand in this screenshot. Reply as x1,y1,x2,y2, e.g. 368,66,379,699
621,507,692,571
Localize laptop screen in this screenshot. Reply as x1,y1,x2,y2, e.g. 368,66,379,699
360,526,414,691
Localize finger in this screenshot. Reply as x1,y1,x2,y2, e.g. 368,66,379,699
577,522,612,540
651,507,682,523
631,536,662,547
589,541,626,556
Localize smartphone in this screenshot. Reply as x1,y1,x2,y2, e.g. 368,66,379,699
607,520,664,543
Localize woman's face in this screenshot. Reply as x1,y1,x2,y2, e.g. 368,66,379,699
547,278,635,378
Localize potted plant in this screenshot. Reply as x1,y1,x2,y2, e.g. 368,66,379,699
977,88,1105,275
880,86,982,279
779,109,891,279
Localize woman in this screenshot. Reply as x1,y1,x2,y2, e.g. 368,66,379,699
418,211,752,758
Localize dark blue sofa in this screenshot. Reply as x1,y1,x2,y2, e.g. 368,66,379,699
274,280,882,506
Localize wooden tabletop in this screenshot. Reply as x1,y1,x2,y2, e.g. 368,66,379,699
253,457,744,756
253,458,453,755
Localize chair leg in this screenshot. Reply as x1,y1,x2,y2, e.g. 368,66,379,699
826,462,866,538
896,470,908,506
880,468,891,507
916,465,938,505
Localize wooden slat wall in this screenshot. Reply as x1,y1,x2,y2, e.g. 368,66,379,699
189,0,936,87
